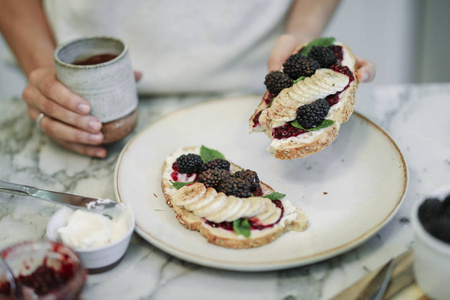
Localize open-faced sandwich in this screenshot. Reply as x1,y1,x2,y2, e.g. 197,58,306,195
249,37,358,160
161,146,308,249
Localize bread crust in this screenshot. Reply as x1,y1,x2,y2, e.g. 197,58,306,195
161,147,308,249
249,41,359,160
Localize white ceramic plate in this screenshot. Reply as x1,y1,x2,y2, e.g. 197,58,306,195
114,96,408,271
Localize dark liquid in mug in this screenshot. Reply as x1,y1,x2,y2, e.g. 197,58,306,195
72,53,117,65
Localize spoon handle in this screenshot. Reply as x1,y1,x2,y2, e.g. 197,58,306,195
0,256,22,298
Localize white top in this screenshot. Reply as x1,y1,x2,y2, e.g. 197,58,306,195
43,0,292,95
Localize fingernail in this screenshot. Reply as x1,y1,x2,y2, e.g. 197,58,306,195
90,133,103,143
362,71,369,82
96,149,107,158
78,104,90,114
88,120,102,131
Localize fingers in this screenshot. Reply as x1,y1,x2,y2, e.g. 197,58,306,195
268,34,300,72
55,139,107,158
28,68,91,115
30,107,103,144
355,56,376,83
30,108,107,158
24,86,102,133
24,68,102,134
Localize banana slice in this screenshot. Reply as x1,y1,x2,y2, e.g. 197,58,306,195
259,207,282,226
303,77,336,97
240,197,268,218
310,72,341,93
172,183,206,206
252,199,277,222
195,191,227,218
206,195,243,223
290,83,314,103
271,90,299,110
289,83,317,103
184,187,217,211
226,198,252,221
301,76,324,94
314,69,348,89
269,91,298,124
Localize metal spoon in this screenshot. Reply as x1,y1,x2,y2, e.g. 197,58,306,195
0,256,22,299
0,181,124,221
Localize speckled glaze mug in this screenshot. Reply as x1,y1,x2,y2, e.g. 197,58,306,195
54,36,138,144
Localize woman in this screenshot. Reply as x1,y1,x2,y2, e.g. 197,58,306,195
0,0,375,157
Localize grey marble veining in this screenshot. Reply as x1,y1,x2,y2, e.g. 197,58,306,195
1,83,449,299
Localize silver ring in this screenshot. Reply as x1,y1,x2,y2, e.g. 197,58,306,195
36,112,46,131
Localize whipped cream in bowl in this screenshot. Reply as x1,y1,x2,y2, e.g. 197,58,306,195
46,200,135,273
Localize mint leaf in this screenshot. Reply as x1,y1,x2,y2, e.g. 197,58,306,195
291,119,334,131
300,37,335,56
170,180,193,190
200,145,225,163
293,76,306,84
291,120,305,129
269,97,275,107
309,119,334,131
233,218,251,237
263,192,286,201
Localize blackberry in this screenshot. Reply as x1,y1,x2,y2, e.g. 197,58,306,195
264,71,293,96
308,46,337,68
197,168,231,189
176,153,203,174
233,169,260,191
217,177,252,198
201,159,230,172
418,198,442,223
283,54,320,79
296,98,330,129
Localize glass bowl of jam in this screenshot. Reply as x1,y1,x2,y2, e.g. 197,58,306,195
0,240,87,299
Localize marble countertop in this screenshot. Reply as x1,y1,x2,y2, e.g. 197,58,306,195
1,83,449,299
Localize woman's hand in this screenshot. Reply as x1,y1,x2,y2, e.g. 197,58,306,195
23,67,107,158
23,68,143,158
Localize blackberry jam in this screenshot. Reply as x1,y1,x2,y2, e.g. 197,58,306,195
0,240,86,299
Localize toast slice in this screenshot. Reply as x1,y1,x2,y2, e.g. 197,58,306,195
249,38,359,160
161,146,308,249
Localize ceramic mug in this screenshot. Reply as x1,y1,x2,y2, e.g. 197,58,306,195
54,36,138,144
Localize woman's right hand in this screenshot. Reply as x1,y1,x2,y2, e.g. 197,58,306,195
23,67,107,158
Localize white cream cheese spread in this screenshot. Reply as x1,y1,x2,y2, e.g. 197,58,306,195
58,208,128,249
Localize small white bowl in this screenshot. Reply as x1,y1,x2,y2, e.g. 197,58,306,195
46,205,135,273
411,184,450,300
